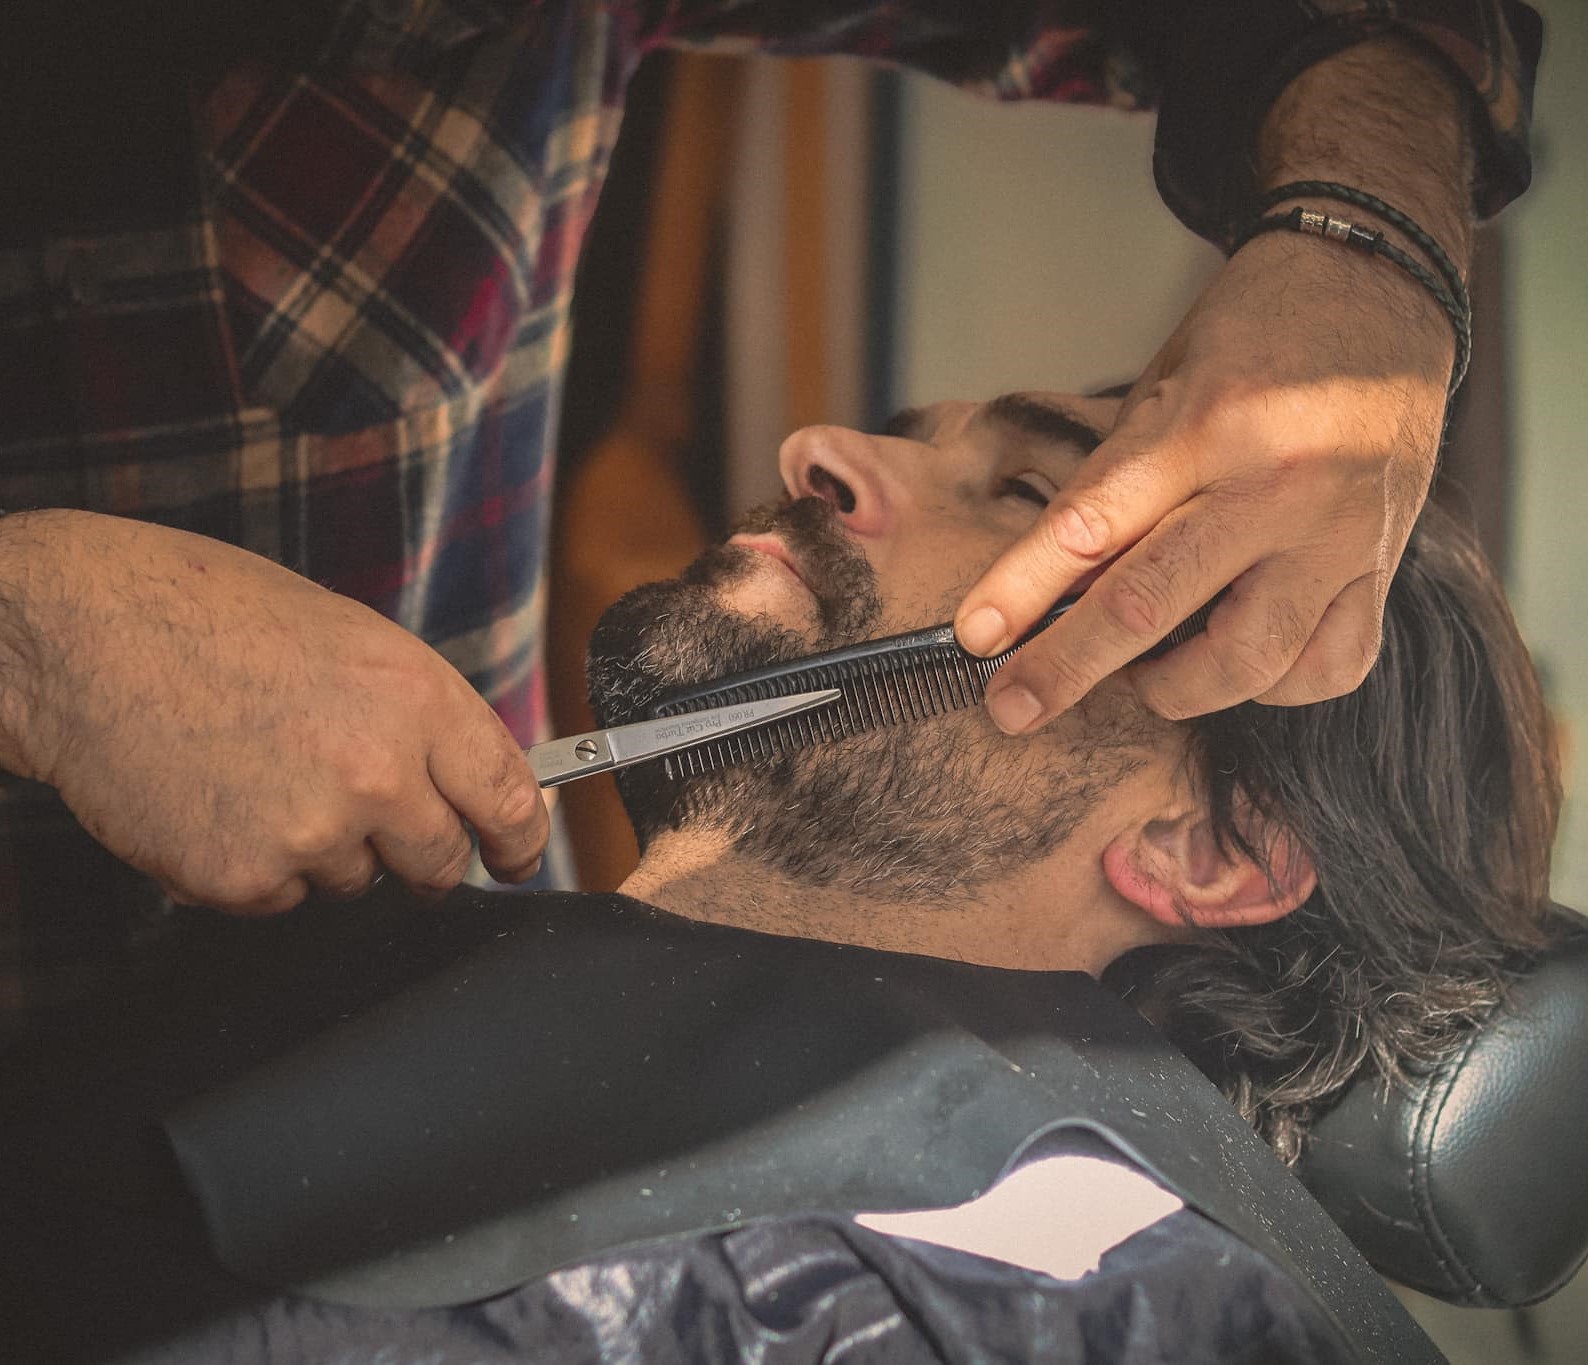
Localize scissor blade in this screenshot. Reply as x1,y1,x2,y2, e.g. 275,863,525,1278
528,688,840,788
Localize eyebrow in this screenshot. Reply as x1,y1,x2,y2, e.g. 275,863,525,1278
876,393,1106,454
879,406,931,440
976,393,1104,454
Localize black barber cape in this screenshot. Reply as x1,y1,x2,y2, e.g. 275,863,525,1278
0,889,1439,1363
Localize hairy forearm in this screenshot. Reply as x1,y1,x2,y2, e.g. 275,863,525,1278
0,508,212,785
1256,35,1475,276
0,507,550,908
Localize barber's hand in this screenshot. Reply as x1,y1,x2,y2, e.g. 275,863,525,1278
0,511,549,912
955,228,1453,731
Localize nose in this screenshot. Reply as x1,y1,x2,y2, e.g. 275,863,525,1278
778,425,899,538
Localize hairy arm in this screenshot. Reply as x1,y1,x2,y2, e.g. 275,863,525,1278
1257,34,1471,259
0,510,548,912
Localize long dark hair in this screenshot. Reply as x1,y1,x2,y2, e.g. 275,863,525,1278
1107,500,1563,1163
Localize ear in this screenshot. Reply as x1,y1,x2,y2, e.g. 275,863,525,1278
1102,807,1316,931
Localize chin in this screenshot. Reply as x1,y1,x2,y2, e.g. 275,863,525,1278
586,575,815,731
715,577,818,633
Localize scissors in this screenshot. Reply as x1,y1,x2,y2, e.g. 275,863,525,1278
527,689,840,788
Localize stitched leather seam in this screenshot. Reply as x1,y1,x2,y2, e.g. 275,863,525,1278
1409,1026,1487,1302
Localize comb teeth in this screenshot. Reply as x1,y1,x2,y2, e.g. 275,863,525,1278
655,641,1001,780
650,595,1216,781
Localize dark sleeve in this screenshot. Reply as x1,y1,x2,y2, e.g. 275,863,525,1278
1100,0,1542,243
621,1,1539,244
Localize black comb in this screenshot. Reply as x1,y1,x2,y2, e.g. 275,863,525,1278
648,595,1215,780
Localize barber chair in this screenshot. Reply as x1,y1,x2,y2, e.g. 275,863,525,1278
5,895,1586,1364
1300,907,1588,1308
153,900,1588,1322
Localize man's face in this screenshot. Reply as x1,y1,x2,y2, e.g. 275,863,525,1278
588,391,1179,900
755,391,1127,641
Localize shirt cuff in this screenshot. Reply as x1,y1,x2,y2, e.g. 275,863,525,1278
1146,2,1541,247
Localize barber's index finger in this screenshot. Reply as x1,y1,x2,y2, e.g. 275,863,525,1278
991,477,1269,730
954,416,1202,662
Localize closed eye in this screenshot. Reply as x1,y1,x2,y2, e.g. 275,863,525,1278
1000,473,1057,507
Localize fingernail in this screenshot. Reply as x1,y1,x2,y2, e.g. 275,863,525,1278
987,683,1043,735
959,606,1011,656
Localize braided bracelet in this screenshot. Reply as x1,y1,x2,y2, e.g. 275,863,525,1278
1257,181,1469,323
1231,204,1471,395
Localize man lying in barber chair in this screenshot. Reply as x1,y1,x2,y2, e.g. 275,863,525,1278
5,387,1588,1364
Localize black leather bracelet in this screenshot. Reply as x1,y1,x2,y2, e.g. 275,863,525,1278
1231,206,1471,395
1257,181,1469,323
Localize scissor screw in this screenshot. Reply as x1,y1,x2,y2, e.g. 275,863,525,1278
574,739,601,761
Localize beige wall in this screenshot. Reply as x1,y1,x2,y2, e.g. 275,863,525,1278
893,84,1221,405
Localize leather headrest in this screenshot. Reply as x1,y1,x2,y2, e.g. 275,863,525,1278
1299,908,1588,1306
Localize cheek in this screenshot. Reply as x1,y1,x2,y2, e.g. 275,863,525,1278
1067,675,1186,765
881,529,1016,624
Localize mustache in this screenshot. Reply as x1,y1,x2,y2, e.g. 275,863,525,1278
684,496,881,642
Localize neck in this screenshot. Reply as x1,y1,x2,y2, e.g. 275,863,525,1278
618,826,1159,975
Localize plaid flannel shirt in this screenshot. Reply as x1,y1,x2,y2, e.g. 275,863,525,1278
0,0,1541,1033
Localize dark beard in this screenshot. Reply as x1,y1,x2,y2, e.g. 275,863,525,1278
586,498,1155,900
